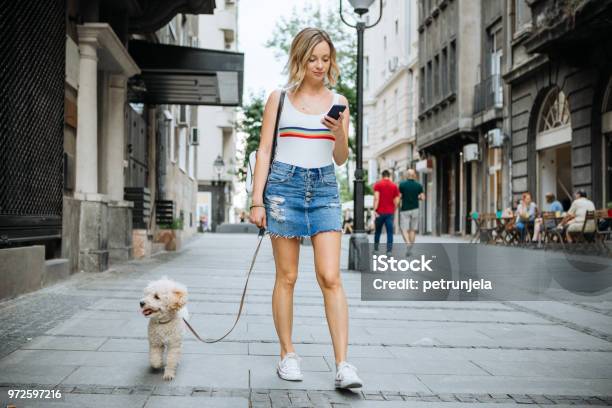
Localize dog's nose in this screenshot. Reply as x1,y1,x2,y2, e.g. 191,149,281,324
139,301,145,307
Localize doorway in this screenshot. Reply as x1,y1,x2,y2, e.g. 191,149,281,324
538,144,572,209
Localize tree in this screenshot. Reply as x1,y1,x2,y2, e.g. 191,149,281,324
236,92,265,181
265,3,358,154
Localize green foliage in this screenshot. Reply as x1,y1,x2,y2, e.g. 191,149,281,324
338,167,374,203
157,217,184,230
236,92,266,181
265,3,357,153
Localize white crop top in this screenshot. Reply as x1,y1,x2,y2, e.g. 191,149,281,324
273,91,340,169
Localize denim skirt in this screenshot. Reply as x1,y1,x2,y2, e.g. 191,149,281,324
264,160,342,238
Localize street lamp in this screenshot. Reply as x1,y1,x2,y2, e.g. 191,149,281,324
213,155,225,231
213,155,225,182
340,0,383,271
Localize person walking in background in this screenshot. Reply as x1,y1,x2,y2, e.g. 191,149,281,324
398,169,425,249
373,170,400,254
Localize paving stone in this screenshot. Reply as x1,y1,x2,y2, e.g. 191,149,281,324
1,234,612,406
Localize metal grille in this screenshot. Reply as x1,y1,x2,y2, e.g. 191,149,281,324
0,0,65,241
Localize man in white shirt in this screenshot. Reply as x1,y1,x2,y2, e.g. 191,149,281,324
557,190,596,242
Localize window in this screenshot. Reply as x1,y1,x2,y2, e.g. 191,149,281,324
407,71,414,129
450,41,457,93
419,67,426,112
434,54,440,101
364,116,369,146
382,99,387,138
538,88,570,133
394,89,399,129
173,124,179,163
426,60,433,107
514,0,529,32
188,143,195,178
441,47,448,96
178,127,187,171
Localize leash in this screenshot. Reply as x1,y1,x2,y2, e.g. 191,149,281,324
185,92,284,343
182,228,266,343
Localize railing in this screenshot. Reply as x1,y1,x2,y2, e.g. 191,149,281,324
473,74,503,114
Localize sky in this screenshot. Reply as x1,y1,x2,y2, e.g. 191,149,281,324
237,0,331,102
233,1,347,211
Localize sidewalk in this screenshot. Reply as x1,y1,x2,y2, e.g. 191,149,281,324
1,233,612,407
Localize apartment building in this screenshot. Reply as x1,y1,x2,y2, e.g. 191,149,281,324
363,0,419,186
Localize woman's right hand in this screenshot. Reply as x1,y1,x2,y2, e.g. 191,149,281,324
249,206,266,229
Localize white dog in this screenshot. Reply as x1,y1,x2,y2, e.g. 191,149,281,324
140,277,189,380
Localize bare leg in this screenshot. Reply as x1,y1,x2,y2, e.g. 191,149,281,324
271,236,301,359
400,228,410,244
408,230,417,244
311,231,348,364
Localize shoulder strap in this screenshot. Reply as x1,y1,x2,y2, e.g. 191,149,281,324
270,90,285,166
257,90,285,237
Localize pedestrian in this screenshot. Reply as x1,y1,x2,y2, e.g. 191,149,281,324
398,169,425,249
248,28,362,388
373,169,400,254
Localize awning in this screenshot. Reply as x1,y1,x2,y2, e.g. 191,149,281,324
127,40,244,106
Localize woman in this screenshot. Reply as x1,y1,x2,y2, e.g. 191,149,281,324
515,192,537,242
249,28,362,388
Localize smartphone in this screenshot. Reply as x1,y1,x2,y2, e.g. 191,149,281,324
326,104,347,120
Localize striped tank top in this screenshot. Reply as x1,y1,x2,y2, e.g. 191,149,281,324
274,91,340,169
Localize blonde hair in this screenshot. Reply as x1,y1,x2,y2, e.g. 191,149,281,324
285,28,340,90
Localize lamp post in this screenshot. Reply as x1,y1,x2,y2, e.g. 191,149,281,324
213,155,225,232
340,0,383,271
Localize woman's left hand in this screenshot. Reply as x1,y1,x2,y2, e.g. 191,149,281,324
321,111,346,139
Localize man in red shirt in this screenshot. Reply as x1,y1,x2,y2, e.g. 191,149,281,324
373,170,400,253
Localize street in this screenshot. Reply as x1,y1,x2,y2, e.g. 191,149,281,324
1,233,612,407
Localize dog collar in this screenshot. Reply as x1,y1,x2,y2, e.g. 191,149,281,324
156,317,173,324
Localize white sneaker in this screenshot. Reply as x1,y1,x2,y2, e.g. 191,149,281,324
335,361,363,388
277,352,303,381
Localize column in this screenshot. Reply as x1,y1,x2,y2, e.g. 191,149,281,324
102,74,127,201
75,40,99,194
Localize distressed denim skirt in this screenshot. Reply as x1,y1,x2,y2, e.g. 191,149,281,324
264,160,342,238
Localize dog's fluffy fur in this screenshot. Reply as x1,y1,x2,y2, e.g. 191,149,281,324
140,277,188,380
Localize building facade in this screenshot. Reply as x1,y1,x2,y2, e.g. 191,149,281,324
363,0,419,186
415,0,612,238
416,0,481,235
0,0,244,301
196,0,239,232
505,0,612,209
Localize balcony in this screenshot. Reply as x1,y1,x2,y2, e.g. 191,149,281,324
473,75,503,116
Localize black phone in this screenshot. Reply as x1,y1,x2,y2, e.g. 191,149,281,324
326,104,346,120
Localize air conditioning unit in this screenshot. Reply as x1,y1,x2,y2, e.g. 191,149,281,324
462,143,479,162
416,159,433,173
190,128,200,146
388,56,399,73
486,128,505,148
